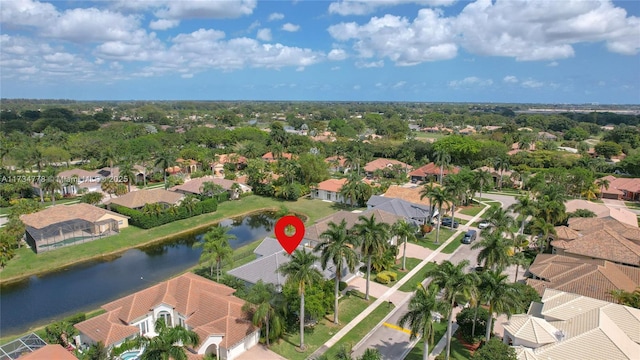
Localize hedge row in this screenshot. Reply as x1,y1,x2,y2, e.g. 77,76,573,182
110,198,218,229
375,271,398,284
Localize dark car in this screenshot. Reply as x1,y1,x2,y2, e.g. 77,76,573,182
441,217,459,228
462,229,477,244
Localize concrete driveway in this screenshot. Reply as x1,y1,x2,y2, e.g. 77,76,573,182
235,344,287,360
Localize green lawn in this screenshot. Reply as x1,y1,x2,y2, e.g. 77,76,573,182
323,302,394,359
442,233,464,254
624,201,640,209
0,196,340,283
269,292,375,360
405,322,472,360
398,262,438,292
375,257,421,287
413,228,458,251
458,205,485,217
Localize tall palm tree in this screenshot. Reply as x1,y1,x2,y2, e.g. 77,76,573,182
30,147,46,202
508,194,537,234
471,232,512,272
530,218,556,253
392,220,417,271
100,147,118,179
154,151,176,190
180,194,199,216
242,281,285,347
119,162,136,193
595,178,610,199
444,176,467,229
201,181,225,199
426,260,479,360
420,185,450,244
339,172,360,208
493,157,510,190
478,270,521,342
483,205,516,236
278,249,323,350
473,169,493,201
353,214,390,301
511,251,531,282
398,284,450,360
433,149,451,184
194,226,236,281
41,174,62,205
315,219,358,324
116,318,199,360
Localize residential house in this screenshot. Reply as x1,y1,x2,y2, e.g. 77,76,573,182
526,254,640,303
170,176,251,200
363,158,411,179
502,289,640,360
19,344,77,360
324,156,348,174
475,166,519,188
56,168,103,195
105,189,183,210
382,185,444,209
409,162,460,184
212,153,247,177
537,131,558,141
175,158,201,174
550,217,640,267
227,237,341,291
261,152,293,163
565,199,638,227
20,203,128,253
310,178,348,204
366,195,434,226
597,176,640,201
74,273,258,360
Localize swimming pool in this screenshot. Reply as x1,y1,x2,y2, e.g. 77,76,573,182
119,350,141,360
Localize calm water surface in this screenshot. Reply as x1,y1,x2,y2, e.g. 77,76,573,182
0,212,276,336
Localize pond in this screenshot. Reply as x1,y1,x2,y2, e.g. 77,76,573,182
0,211,278,337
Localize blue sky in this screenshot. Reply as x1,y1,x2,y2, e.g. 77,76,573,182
1,0,639,103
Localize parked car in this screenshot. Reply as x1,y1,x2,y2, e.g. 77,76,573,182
441,217,459,228
478,221,491,229
462,230,478,244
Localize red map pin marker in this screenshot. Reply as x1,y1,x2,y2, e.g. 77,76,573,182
274,215,305,255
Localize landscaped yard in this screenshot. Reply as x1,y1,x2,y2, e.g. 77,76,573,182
375,257,422,287
458,204,485,217
0,196,341,283
413,228,460,252
398,261,438,292
404,322,472,360
269,291,375,360
322,302,394,358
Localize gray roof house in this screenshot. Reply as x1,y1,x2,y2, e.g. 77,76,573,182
227,237,350,291
366,195,433,225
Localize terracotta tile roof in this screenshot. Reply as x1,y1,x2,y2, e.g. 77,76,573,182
382,185,451,210
304,209,404,244
315,178,347,192
262,152,293,162
553,226,580,241
58,168,101,179
20,203,127,229
106,189,183,209
75,273,255,350
410,162,460,177
600,177,640,194
364,158,411,172
216,153,247,165
556,227,640,266
325,156,347,167
565,199,638,227
170,176,251,195
19,344,78,360
526,254,640,302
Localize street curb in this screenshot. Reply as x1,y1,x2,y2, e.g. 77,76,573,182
351,292,413,352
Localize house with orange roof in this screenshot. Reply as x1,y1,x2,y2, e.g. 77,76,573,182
597,175,640,201
74,273,258,360
311,178,349,204
363,158,411,179
20,203,128,253
211,153,247,177
105,189,183,210
261,152,294,163
409,162,460,184
324,156,348,174
170,176,251,200
18,344,78,360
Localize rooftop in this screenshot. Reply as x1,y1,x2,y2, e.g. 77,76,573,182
20,203,127,229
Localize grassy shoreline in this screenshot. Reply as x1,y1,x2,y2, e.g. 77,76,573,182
0,196,339,285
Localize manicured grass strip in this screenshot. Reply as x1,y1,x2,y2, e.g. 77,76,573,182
398,262,438,292
405,322,471,360
413,228,457,251
0,196,340,283
442,233,464,254
375,257,421,287
323,302,394,359
269,292,375,360
458,205,485,217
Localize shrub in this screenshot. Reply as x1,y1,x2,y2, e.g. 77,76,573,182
375,273,390,284
62,312,86,325
385,271,397,281
456,306,491,344
472,338,517,360
109,198,218,229
339,281,348,291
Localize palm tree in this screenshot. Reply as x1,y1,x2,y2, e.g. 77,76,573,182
444,176,467,229
315,219,358,324
596,178,610,199
433,149,451,184
180,194,198,216
353,214,390,300
194,226,236,281
530,218,556,253
511,251,531,282
119,162,136,193
116,318,199,360
154,151,176,190
242,281,285,347
473,169,493,201
581,182,599,201
100,147,118,178
201,181,225,199
471,232,512,272
493,157,510,190
426,260,479,360
420,185,450,245
508,194,537,234
41,176,62,205
478,270,521,342
278,249,323,350
339,172,363,207
29,147,46,202
398,284,450,360
392,220,417,271
483,205,515,236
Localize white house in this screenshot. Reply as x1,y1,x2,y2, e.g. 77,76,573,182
74,273,259,360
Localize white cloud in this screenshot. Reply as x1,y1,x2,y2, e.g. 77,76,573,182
522,79,544,88
155,0,256,19
503,75,518,83
282,23,300,32
354,84,361,90
150,19,179,30
328,9,457,66
449,76,493,88
547,61,559,67
332,66,341,70
392,81,407,89
328,49,348,61
257,28,272,41
269,12,285,21
328,0,456,16
181,73,193,78
356,60,384,68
